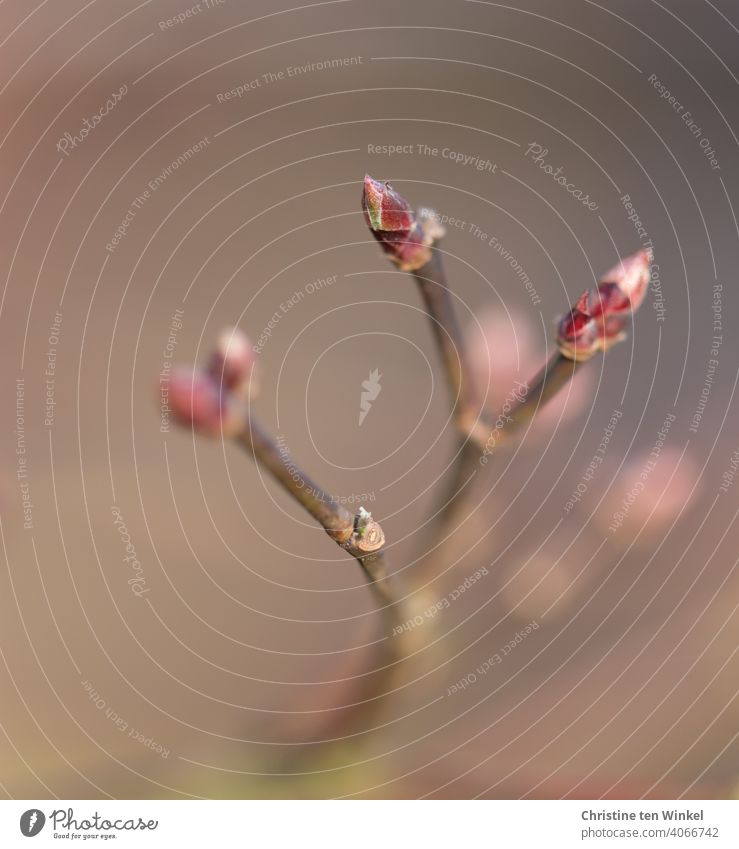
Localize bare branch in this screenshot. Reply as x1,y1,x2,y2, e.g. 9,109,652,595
234,411,389,586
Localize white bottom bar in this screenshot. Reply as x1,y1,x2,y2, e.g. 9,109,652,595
2,799,738,847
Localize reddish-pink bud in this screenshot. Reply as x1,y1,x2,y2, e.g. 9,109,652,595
557,250,653,360
208,326,255,393
362,175,415,232
167,367,242,437
597,313,629,351
362,175,438,271
557,291,599,360
591,281,629,318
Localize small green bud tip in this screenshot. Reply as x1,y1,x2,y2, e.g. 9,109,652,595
351,506,385,553
362,175,385,231
355,506,373,537
362,175,416,233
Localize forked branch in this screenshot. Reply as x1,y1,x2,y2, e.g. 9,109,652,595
166,327,391,593
362,175,653,575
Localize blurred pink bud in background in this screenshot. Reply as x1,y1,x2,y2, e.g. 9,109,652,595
498,551,578,623
596,445,700,540
468,307,593,434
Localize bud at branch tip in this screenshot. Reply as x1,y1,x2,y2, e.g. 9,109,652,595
557,249,654,360
362,175,444,272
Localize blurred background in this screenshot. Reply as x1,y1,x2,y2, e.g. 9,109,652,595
0,0,737,799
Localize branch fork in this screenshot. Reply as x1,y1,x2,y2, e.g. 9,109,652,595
160,175,656,774
166,352,391,585
361,175,654,569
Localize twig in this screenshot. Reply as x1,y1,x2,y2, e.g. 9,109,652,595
362,177,497,589
362,176,653,584
235,411,388,583
362,177,489,572
481,353,583,451
490,248,653,445
411,248,483,439
410,248,492,576
237,417,414,764
238,414,415,768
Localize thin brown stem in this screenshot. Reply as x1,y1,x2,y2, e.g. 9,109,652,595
409,247,491,580
235,411,388,584
231,408,413,768
415,436,480,587
434,437,480,528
